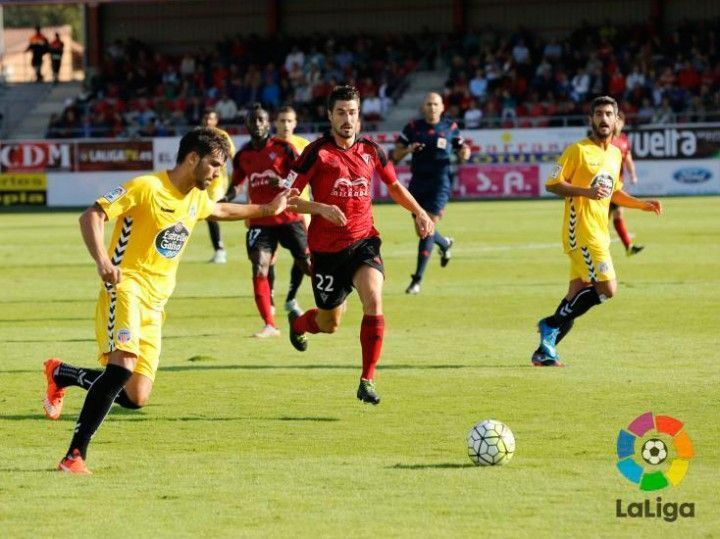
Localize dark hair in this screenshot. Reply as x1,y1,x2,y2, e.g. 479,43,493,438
203,108,217,117
176,127,231,164
278,105,296,115
327,85,360,113
590,96,618,115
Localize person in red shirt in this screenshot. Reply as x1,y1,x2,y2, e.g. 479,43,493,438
26,26,49,82
286,85,434,405
225,104,311,337
610,111,643,256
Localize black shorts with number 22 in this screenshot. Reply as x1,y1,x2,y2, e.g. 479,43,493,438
310,236,384,309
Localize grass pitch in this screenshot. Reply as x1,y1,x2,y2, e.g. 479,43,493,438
1,197,718,537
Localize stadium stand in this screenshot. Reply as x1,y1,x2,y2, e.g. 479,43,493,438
440,19,720,128
47,34,426,138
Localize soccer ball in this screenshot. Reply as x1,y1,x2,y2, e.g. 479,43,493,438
641,438,668,465
467,419,516,466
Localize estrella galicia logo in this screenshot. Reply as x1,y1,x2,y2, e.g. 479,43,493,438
590,171,614,197
616,412,694,490
155,222,189,259
672,167,712,184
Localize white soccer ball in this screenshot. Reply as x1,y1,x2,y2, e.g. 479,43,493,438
641,439,668,465
467,419,516,466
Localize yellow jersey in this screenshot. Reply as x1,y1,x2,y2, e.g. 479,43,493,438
286,134,311,204
97,171,215,301
546,138,623,253
207,129,236,201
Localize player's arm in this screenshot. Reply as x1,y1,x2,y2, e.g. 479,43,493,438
79,204,121,284
624,152,638,184
546,181,611,200
610,190,662,214
387,181,434,238
209,189,299,221
287,197,347,226
451,125,471,163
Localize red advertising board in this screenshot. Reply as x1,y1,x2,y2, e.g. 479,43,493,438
0,141,74,172
372,164,540,201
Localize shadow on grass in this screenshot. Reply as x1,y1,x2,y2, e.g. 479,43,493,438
389,463,475,470
2,333,226,344
0,413,339,423
0,363,520,375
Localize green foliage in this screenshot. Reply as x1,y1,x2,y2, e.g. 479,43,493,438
3,4,82,42
0,198,718,536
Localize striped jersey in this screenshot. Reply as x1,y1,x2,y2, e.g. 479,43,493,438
96,171,215,300
546,138,623,253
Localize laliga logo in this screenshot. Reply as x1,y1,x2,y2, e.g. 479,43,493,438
615,412,695,522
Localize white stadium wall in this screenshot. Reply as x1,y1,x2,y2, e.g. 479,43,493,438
1,126,718,208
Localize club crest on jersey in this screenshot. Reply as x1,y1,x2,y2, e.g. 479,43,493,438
117,328,132,344
331,177,369,197
155,222,190,259
361,153,371,165
591,171,615,197
102,186,126,203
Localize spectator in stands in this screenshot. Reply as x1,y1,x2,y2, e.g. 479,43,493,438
49,33,64,85
463,99,483,128
571,68,590,102
636,97,655,124
27,26,49,83
469,68,488,100
652,96,674,124
215,93,239,123
361,91,383,125
284,45,305,73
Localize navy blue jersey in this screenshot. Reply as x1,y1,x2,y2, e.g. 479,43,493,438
396,118,464,188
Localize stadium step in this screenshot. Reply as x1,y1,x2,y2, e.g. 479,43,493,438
2,81,82,139
381,69,449,130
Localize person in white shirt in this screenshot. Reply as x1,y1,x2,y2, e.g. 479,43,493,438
284,46,305,74
215,95,238,122
464,100,483,128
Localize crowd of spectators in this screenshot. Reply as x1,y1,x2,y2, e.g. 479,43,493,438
442,18,720,128
47,33,426,138
48,19,720,138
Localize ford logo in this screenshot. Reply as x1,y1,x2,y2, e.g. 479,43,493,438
673,167,712,184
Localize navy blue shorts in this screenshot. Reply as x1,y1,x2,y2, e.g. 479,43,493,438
409,185,450,216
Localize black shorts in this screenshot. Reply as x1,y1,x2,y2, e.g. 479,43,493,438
310,237,384,309
246,221,309,260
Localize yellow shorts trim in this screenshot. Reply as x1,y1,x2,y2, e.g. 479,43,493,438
95,288,164,381
568,244,616,283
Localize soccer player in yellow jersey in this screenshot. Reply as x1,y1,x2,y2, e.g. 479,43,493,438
271,105,311,315
43,128,295,474
533,96,662,367
202,108,236,263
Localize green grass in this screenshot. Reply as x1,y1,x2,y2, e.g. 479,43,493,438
1,198,718,538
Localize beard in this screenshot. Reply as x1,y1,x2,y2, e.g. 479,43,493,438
592,122,613,141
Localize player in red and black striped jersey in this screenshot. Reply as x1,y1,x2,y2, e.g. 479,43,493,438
286,85,434,405
610,111,644,256
224,105,311,337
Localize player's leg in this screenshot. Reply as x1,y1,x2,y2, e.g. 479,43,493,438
430,192,454,267
353,263,384,405
247,227,279,337
612,205,644,256
207,220,226,263
288,248,351,351
531,278,585,365
268,249,278,314
279,221,311,314
43,359,144,419
58,349,136,474
537,246,616,361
